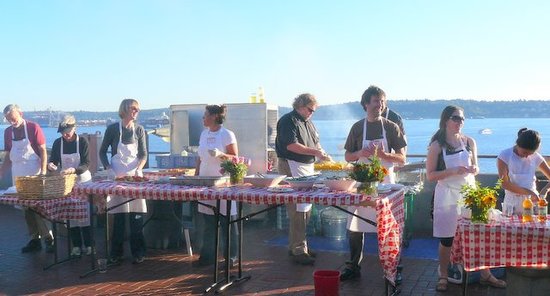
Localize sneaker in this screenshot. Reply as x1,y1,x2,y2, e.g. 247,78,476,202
132,256,145,264
70,247,81,257
438,263,463,284
21,239,42,253
45,238,55,253
291,253,315,265
288,249,317,258
84,246,93,256
108,256,122,264
340,268,361,281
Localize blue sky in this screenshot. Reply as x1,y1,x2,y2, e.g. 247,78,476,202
1,1,548,111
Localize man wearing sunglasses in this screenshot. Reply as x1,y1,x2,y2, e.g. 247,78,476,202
275,93,331,265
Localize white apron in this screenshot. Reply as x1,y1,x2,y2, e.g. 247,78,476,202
503,150,538,215
347,118,396,232
10,120,42,186
433,139,475,237
107,122,147,213
60,135,92,227
197,128,237,216
288,160,315,212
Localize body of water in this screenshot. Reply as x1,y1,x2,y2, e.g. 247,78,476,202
315,118,550,174
3,118,550,173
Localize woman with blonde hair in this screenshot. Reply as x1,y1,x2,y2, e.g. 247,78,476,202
99,99,148,264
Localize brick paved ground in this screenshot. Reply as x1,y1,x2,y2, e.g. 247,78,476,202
0,204,506,296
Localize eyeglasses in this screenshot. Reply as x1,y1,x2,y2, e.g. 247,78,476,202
450,115,465,123
306,106,316,113
131,106,140,112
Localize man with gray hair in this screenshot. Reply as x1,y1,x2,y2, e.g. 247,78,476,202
275,93,331,265
0,104,53,253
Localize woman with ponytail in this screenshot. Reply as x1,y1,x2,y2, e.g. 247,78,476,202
497,128,550,214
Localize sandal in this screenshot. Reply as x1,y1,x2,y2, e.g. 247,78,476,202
436,277,448,292
479,274,507,288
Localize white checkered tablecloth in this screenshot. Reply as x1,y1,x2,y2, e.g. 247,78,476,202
0,195,89,221
451,216,550,272
72,181,405,284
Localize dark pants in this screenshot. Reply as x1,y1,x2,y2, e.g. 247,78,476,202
110,213,146,258
199,213,238,263
347,231,365,271
70,226,92,248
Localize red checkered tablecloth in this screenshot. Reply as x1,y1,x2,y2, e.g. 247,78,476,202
451,216,550,272
72,181,405,284
376,190,405,285
0,195,89,221
73,181,379,205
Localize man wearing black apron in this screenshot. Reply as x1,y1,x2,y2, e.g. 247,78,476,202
1,104,53,253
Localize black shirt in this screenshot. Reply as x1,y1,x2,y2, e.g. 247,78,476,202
382,108,405,135
99,122,147,169
275,110,320,164
50,135,90,175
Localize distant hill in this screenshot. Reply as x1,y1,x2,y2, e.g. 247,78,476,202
22,100,550,124
297,99,550,120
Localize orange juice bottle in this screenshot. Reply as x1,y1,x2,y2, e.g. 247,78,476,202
538,198,548,222
522,196,534,223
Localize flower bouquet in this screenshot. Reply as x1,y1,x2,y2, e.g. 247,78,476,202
220,156,251,184
349,155,388,195
460,180,501,223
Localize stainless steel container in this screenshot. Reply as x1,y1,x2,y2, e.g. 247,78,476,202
321,207,348,240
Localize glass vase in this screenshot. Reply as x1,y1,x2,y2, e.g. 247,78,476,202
470,206,489,223
230,173,244,185
357,181,379,196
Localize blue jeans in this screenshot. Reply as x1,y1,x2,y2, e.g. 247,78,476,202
110,212,146,258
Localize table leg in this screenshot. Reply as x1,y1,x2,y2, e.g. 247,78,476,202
43,219,78,270
462,271,469,296
204,200,223,294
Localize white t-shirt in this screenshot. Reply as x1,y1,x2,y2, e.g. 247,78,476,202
197,126,237,216
498,147,544,174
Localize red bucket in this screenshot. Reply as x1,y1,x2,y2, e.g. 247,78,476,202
313,270,340,296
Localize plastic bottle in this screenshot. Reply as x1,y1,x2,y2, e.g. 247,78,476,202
538,197,548,222
522,195,534,223
258,87,265,103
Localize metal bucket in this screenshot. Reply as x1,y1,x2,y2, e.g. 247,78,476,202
321,207,348,241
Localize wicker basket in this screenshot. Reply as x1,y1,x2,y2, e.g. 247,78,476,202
15,174,77,199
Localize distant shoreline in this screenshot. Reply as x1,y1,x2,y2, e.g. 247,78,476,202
13,99,550,122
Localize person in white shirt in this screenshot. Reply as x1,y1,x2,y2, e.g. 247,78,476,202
195,104,239,267
497,128,550,214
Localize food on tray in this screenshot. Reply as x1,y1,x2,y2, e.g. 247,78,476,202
314,161,350,171
115,176,149,182
159,168,188,174
286,175,318,181
267,187,294,193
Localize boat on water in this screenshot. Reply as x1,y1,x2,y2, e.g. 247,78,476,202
479,128,493,135
141,112,170,129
